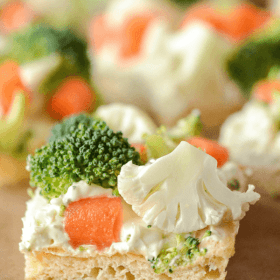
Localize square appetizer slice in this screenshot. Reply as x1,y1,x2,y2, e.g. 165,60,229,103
20,114,260,280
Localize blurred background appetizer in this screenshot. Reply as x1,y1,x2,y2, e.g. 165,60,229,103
89,0,270,137
220,17,280,197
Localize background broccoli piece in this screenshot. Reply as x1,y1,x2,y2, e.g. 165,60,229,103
29,116,142,200
227,20,280,97
168,0,199,7
49,114,95,142
1,23,90,95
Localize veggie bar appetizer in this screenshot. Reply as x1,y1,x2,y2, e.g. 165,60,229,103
20,114,260,279
95,103,251,193
0,21,96,119
89,0,269,131
0,60,52,187
220,18,280,197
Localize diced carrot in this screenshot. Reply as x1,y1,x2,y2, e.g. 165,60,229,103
181,4,226,33
181,3,270,42
187,137,229,167
47,77,95,120
0,1,35,34
253,80,280,103
64,195,123,250
0,60,31,115
226,4,270,41
90,13,156,59
131,143,148,163
120,14,156,59
90,15,120,53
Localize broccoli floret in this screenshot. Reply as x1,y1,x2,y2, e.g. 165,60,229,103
29,116,142,200
227,20,280,97
227,179,240,191
169,0,199,7
1,23,90,94
4,23,89,70
149,233,208,274
49,114,95,142
144,110,203,159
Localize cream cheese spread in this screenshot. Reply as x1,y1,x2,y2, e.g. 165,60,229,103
20,179,238,260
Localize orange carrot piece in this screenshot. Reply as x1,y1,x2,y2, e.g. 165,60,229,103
47,77,95,120
181,4,226,33
0,1,35,34
120,14,156,59
90,15,119,53
90,13,156,59
0,60,31,115
64,195,123,250
131,143,148,163
253,80,280,103
187,137,229,167
226,4,270,41
181,3,270,42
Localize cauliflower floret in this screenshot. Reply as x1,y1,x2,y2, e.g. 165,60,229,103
95,103,157,143
118,141,260,233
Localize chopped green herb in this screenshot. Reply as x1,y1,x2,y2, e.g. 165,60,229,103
79,246,87,251
227,179,240,190
59,204,66,217
126,234,131,242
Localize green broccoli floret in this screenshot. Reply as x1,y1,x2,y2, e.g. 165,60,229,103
227,20,280,97
29,116,142,200
144,110,203,159
49,114,95,142
3,23,89,70
168,0,199,7
1,23,90,94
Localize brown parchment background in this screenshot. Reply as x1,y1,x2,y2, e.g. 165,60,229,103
0,178,279,280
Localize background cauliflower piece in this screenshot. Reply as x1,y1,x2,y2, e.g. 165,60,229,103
219,101,275,164
95,103,157,143
118,141,260,233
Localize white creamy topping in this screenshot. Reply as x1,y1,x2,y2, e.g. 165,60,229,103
20,179,237,259
95,103,157,143
219,101,280,165
20,188,68,252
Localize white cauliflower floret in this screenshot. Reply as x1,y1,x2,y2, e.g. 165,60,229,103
118,141,260,233
95,103,157,143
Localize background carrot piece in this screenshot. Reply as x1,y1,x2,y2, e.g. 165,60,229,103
90,13,156,60
0,1,35,34
187,137,229,167
181,3,270,42
253,80,280,103
0,61,31,115
47,77,95,120
64,196,123,250
131,143,148,163
120,14,156,60
90,15,120,53
181,4,226,33
227,4,270,41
